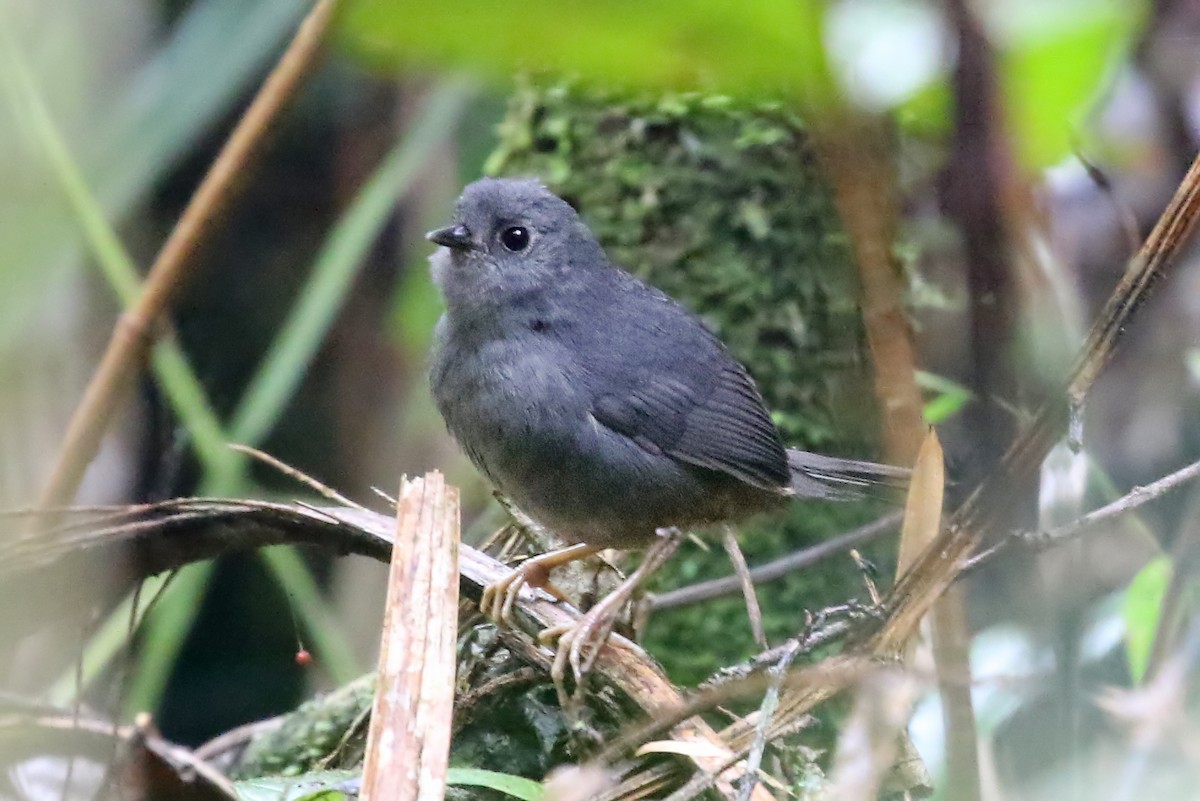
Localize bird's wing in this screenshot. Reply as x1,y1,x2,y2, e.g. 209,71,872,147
554,267,789,492
589,347,791,493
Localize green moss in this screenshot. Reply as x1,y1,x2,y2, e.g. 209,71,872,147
230,631,634,801
489,79,893,685
231,676,375,779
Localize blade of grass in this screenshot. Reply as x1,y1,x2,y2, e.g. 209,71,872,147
0,2,311,350
126,78,475,711
123,548,364,716
17,36,472,717
0,26,233,477
35,0,343,514
260,546,362,682
8,24,360,705
446,768,544,801
89,0,311,215
121,562,211,716
5,29,242,712
44,572,172,706
226,77,475,457
213,80,474,684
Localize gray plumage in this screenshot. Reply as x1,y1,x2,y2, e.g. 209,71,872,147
428,177,902,550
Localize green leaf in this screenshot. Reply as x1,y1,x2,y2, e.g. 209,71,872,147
915,370,974,424
338,0,837,107
988,0,1148,168
234,768,543,801
235,770,357,801
447,768,545,801
1123,555,1171,684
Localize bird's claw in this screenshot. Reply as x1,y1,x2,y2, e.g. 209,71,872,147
480,544,598,627
479,568,528,625
539,599,623,697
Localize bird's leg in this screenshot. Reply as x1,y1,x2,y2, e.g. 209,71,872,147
541,528,684,690
480,543,602,623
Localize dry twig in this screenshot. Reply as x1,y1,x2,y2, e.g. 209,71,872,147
721,524,767,650
0,710,239,799
7,499,768,800
361,473,460,801
963,457,1200,572
647,512,901,613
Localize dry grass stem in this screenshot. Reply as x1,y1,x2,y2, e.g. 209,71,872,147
360,472,460,801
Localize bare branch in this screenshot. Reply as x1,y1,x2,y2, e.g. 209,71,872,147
647,512,901,613
962,457,1200,572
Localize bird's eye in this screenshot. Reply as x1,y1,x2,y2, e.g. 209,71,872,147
500,226,530,252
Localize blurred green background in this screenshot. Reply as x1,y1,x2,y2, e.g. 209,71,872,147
6,0,1200,797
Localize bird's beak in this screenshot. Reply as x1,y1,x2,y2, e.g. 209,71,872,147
426,224,474,250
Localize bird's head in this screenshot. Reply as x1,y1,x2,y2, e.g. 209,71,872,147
427,177,605,313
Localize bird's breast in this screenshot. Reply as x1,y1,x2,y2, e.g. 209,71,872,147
431,322,589,491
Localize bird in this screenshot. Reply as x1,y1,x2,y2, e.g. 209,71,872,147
426,177,904,682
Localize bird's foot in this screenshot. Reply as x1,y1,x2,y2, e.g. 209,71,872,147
479,566,530,625
538,587,629,696
538,530,683,697
480,544,600,625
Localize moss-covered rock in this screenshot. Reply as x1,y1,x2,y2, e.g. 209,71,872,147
231,675,375,779
228,625,629,800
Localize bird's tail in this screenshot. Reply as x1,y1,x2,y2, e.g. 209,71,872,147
786,448,910,501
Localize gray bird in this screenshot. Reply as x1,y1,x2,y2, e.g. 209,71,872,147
427,177,903,672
